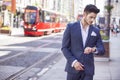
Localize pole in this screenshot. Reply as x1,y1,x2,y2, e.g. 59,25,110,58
94,0,96,5
107,0,111,39
11,0,16,14
10,0,16,35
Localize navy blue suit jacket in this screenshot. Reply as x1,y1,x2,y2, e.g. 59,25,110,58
61,21,105,75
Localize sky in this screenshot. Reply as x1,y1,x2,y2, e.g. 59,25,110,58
83,0,94,7
83,0,105,15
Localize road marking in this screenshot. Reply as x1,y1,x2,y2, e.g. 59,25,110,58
37,68,49,76
32,48,58,53
0,51,10,57
0,46,27,50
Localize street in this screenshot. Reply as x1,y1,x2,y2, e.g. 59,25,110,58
0,28,63,80
1,0,120,80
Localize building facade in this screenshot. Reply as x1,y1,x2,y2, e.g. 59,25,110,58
111,0,120,26
74,0,83,21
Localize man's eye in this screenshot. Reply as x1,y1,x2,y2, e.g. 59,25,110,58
90,17,95,19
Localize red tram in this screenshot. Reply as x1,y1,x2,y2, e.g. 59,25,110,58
23,5,67,36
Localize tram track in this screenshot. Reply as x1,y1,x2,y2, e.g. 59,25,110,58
0,33,63,80
0,33,61,63
0,42,53,63
5,50,61,80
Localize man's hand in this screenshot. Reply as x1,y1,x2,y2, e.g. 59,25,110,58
84,47,96,54
73,61,84,71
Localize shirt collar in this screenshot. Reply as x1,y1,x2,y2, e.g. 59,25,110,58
80,21,89,32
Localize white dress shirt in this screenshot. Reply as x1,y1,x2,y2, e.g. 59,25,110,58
80,22,89,47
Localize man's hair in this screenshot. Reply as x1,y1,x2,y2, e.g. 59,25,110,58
84,4,100,14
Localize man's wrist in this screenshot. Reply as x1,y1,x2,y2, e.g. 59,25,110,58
92,47,96,52
93,47,98,54
71,60,78,67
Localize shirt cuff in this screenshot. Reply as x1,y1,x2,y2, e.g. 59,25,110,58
71,60,78,67
93,48,98,54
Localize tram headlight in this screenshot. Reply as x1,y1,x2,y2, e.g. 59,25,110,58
32,26,37,30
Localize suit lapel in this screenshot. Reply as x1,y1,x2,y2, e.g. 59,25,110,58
85,25,93,47
78,22,84,49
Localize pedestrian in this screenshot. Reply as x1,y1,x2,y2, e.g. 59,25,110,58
61,4,105,80
111,22,118,36
110,24,114,36
20,19,24,28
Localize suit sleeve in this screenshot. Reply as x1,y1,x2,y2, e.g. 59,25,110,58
61,24,76,65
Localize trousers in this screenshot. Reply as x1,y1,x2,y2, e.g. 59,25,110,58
67,71,93,80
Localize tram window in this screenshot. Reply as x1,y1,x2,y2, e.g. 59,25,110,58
45,16,51,22
44,12,51,22
24,12,36,24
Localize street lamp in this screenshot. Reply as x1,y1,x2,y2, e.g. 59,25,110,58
105,0,113,39
107,0,111,39
94,0,96,5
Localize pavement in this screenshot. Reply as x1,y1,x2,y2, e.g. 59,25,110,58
38,32,120,80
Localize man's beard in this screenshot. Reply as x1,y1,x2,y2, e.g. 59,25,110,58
84,18,89,25
84,18,92,25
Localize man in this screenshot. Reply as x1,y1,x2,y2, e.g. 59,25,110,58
61,4,105,80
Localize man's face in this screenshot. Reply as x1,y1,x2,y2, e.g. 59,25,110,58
84,12,97,25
